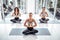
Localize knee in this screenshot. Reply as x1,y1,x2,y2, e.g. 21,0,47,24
10,20,12,21
35,30,38,33
22,31,25,34
10,19,13,21
18,19,22,21
34,29,38,33
22,30,28,35
22,30,27,34
47,19,49,21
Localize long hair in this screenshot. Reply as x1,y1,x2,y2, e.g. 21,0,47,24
14,7,19,15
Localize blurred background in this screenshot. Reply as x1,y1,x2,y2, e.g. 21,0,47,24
0,0,60,40
0,0,60,24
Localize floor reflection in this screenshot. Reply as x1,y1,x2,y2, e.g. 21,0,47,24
23,35,38,40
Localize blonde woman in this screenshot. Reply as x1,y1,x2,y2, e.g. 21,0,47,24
39,7,49,23
23,13,38,35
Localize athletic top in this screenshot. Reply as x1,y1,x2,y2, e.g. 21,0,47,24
28,22,33,27
41,12,47,18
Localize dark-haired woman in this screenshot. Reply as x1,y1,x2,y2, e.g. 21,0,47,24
10,7,21,23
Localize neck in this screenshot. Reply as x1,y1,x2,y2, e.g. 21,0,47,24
29,17,32,19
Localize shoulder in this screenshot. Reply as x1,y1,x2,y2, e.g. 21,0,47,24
45,12,48,14
26,19,29,21
32,19,35,21
45,12,47,13
40,12,43,14
41,12,43,13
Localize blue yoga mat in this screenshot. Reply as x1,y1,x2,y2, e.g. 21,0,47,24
9,28,51,36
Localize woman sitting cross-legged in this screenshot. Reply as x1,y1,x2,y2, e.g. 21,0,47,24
39,7,49,23
10,7,22,23
22,13,38,35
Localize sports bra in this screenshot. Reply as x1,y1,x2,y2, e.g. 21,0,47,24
41,12,46,17
28,22,33,27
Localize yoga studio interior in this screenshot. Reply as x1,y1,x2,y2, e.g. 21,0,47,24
0,0,60,40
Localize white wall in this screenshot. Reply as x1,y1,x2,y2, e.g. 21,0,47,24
26,0,35,14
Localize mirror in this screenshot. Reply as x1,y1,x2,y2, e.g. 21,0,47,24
35,0,58,23
2,0,26,23
55,0,60,20
0,0,59,23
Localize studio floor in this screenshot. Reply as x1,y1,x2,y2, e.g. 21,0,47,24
0,9,60,40
0,24,60,40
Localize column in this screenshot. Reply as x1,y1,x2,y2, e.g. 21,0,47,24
13,0,18,7
12,0,15,7
35,0,39,14
43,0,45,7
1,0,5,20
41,0,42,7
54,0,58,19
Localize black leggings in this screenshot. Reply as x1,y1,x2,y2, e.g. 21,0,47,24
14,17,19,20
27,27,33,31
10,17,21,23
41,18,46,20
39,18,49,23
23,27,38,35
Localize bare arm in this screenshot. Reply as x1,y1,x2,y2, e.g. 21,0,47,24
40,12,42,17
24,19,28,27
32,19,37,27
12,13,15,16
19,13,21,17
45,12,48,17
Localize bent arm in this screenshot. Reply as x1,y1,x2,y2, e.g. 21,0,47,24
19,13,21,17
12,13,15,16
32,19,37,27
24,19,28,27
46,12,48,17
40,12,43,17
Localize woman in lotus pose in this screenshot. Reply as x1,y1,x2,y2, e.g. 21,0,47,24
10,7,21,23
23,13,38,35
39,7,49,23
